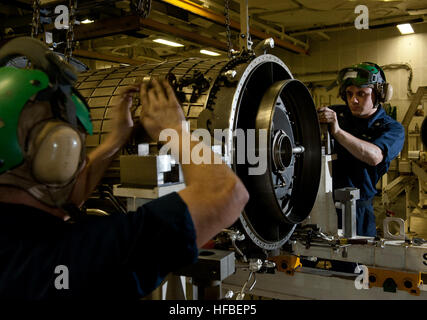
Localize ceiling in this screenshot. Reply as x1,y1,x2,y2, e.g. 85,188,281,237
250,0,426,29
1,0,426,66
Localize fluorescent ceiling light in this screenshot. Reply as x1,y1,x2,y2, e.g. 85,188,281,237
81,19,94,24
153,39,184,47
200,49,220,56
397,23,414,35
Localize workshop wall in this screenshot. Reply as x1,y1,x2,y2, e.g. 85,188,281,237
276,23,427,138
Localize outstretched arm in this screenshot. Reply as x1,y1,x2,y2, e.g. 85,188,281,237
69,86,138,207
139,79,249,248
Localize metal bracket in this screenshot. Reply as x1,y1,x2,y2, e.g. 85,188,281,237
239,0,252,51
335,187,360,239
368,267,423,296
383,217,406,240
268,255,302,275
254,38,274,56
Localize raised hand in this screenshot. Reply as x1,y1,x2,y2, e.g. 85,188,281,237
109,85,140,146
139,78,186,141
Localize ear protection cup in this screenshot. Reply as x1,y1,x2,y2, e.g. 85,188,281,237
382,82,393,102
31,121,83,185
372,82,393,103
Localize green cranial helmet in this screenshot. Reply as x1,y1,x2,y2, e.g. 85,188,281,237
337,62,389,104
0,37,93,175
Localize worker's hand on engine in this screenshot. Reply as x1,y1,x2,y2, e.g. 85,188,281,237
318,107,340,136
139,78,186,142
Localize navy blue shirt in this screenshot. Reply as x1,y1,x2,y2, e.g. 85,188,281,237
0,192,198,301
330,105,405,200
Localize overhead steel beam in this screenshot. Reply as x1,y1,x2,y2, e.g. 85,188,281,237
2,0,32,11
290,15,426,36
0,15,32,29
140,18,229,51
74,15,228,52
74,15,141,40
316,32,331,41
160,0,308,54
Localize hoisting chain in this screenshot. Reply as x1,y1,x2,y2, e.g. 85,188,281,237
132,0,152,18
65,0,77,61
224,0,233,59
205,52,254,111
31,0,41,38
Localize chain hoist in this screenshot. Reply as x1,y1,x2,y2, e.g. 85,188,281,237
65,0,77,62
224,0,233,59
132,0,152,18
31,0,41,38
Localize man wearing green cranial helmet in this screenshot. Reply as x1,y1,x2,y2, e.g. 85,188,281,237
318,62,404,237
337,62,393,109
0,37,248,301
0,37,93,208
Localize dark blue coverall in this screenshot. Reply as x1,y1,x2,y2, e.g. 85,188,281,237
330,105,405,236
0,192,198,300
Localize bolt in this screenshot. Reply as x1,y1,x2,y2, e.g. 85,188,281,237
292,146,305,154
224,290,234,299
265,38,274,49
223,70,237,80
